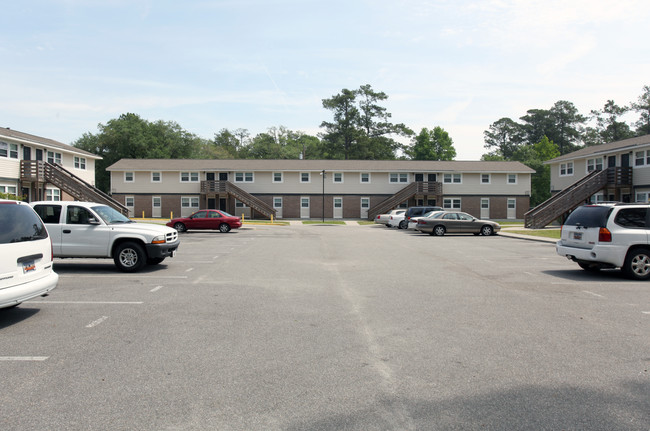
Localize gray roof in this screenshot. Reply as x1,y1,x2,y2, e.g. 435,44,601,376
547,134,650,163
107,158,535,173
0,127,99,159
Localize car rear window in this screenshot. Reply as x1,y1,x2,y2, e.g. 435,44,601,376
0,203,49,244
563,205,612,228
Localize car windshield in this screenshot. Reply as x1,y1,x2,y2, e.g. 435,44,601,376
564,205,612,228
92,205,133,224
219,211,234,217
0,203,49,244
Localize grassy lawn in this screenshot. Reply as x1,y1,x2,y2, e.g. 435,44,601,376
506,229,561,239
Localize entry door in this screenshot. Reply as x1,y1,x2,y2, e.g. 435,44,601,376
300,197,310,219
480,198,490,219
125,196,135,217
219,173,228,181
333,197,343,219
507,198,516,219
360,197,369,219
206,172,216,181
152,196,161,218
273,197,283,219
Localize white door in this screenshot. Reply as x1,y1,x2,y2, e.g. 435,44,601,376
300,197,310,219
507,198,516,219
273,197,283,219
480,198,489,219
152,196,161,218
333,197,343,219
125,196,135,218
360,197,369,219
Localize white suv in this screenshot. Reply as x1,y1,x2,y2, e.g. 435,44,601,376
556,203,650,279
0,199,58,309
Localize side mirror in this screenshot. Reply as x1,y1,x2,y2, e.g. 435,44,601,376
88,217,101,225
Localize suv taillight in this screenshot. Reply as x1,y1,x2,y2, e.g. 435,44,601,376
598,227,612,242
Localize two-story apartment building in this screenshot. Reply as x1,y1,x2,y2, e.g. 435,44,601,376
0,127,100,201
107,159,534,220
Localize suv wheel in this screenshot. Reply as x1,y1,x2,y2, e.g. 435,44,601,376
114,241,146,272
623,248,650,280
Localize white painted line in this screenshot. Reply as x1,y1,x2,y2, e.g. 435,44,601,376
582,290,605,298
27,301,144,305
59,275,188,279
642,311,650,315
150,285,163,293
86,316,108,328
185,267,194,273
0,356,49,361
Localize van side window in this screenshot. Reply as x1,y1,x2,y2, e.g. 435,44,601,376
614,208,647,228
34,204,62,224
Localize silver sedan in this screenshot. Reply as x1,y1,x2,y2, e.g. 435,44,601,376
415,211,501,236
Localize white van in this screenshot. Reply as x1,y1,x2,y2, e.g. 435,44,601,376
0,200,58,309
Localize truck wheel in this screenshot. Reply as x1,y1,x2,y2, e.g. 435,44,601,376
622,247,650,280
114,241,146,272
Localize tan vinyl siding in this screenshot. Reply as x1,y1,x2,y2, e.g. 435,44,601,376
0,157,20,179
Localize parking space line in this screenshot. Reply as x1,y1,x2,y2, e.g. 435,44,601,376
185,267,194,272
582,290,605,298
27,301,144,305
150,285,163,292
58,275,188,279
86,316,108,328
643,311,650,315
0,356,49,361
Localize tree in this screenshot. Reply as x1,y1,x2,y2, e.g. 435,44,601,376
483,117,523,159
320,85,412,159
548,100,586,154
511,136,560,206
74,113,206,192
407,127,456,161
213,128,243,158
590,100,634,143
631,85,650,136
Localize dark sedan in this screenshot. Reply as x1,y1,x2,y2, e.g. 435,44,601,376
167,209,242,233
415,211,500,236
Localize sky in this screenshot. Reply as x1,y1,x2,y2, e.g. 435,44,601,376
2,0,650,160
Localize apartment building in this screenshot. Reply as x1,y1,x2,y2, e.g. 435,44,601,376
107,159,534,220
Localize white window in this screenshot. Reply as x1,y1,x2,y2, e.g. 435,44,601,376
333,173,343,183
181,172,199,182
443,173,462,184
360,173,370,183
301,172,310,183
181,197,199,208
481,174,490,184
235,172,254,182
507,174,517,184
125,196,135,207
0,142,18,159
587,157,604,172
443,198,461,209
125,172,134,182
389,173,408,183
273,197,282,208
151,172,161,182
46,188,61,201
273,172,283,183
360,197,370,209
47,151,62,164
235,199,248,208
634,151,650,166
74,156,86,169
560,162,574,176
0,185,18,195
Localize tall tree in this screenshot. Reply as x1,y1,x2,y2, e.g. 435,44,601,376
407,127,456,160
483,117,523,159
631,85,650,136
511,136,560,206
548,100,586,154
73,113,206,192
590,100,634,143
320,88,360,159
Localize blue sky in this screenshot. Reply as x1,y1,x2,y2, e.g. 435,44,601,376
2,0,649,159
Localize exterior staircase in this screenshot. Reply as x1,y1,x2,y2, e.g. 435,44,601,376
21,161,129,215
201,180,276,219
367,181,443,220
524,169,609,228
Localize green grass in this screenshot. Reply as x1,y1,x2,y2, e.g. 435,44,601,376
507,229,561,239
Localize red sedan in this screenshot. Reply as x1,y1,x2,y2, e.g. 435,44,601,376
167,209,242,233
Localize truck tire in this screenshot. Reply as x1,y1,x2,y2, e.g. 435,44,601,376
114,241,146,272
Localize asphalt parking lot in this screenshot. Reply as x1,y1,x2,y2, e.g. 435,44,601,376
1,223,649,430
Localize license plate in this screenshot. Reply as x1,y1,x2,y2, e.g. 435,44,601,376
573,232,582,240
23,261,36,274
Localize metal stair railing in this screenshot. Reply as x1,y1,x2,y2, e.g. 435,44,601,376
43,162,129,215
524,169,608,228
218,181,276,218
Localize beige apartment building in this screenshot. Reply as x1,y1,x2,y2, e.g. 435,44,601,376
107,159,534,220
